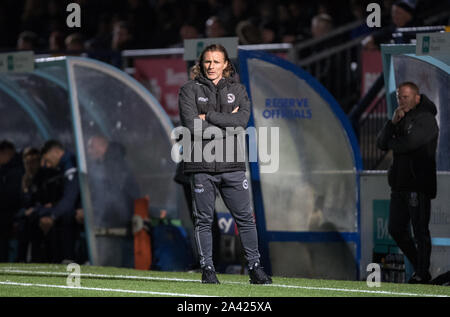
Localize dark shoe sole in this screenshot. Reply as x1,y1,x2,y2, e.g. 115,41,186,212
249,279,272,285
202,280,220,284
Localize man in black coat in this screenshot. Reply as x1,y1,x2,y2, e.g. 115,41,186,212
377,82,439,284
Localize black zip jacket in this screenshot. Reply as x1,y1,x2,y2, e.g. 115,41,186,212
376,94,439,198
178,71,250,174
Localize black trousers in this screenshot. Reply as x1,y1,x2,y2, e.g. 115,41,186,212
388,191,432,278
190,171,260,270
181,182,221,267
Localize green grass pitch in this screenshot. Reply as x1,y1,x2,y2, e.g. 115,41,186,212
0,263,449,297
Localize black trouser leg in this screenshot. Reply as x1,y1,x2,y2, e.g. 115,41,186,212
409,192,431,278
219,171,260,268
190,173,217,269
388,192,418,269
183,182,220,268
388,191,432,278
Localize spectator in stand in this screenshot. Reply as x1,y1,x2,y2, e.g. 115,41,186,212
180,23,200,41
125,0,155,48
0,140,24,262
48,30,65,52
45,0,66,40
286,0,312,41
171,22,201,48
225,0,254,36
85,13,113,51
363,0,422,49
205,16,228,38
257,0,276,22
349,0,374,39
276,3,298,44
20,0,46,39
152,0,184,48
206,0,225,17
255,1,277,36
391,0,420,28
261,20,278,44
65,33,85,53
112,21,135,51
311,13,334,39
236,20,263,45
16,31,37,50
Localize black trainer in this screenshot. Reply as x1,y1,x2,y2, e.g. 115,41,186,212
408,272,431,284
249,262,272,284
202,266,220,284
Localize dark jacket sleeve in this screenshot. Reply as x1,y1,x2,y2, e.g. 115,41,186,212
37,171,80,219
206,84,251,129
376,113,438,153
387,113,438,154
178,84,223,140
376,120,396,151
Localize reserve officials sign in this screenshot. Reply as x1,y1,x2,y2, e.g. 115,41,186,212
0,51,34,73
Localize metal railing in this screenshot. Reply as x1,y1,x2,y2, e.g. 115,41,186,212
392,25,447,44
297,36,364,113
357,94,388,170
121,43,293,74
349,73,388,170
288,19,370,113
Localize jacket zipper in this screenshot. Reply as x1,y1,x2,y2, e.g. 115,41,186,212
215,87,219,172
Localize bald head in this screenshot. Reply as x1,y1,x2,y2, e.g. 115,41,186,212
397,82,420,112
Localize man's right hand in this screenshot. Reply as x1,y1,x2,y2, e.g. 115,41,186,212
392,108,405,124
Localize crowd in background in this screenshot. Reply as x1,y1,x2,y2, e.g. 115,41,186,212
0,0,412,53
0,139,87,264
0,135,143,266
1,0,448,266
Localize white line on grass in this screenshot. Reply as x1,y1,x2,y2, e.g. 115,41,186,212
266,283,449,297
0,281,215,297
0,269,199,283
222,281,449,297
1,269,448,297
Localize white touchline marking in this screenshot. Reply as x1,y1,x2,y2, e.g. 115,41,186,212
1,269,448,297
0,281,215,297
0,269,199,283
224,280,449,297
0,265,61,270
266,283,449,297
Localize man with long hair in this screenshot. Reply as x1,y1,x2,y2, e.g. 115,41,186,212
178,44,272,284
